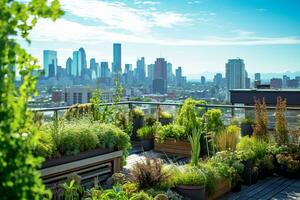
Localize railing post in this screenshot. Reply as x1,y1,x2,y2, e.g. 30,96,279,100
231,104,235,118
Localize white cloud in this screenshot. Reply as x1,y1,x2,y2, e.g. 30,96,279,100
59,0,190,35
187,1,201,4
134,1,160,5
29,18,300,46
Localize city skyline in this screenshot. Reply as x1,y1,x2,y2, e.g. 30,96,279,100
22,0,300,76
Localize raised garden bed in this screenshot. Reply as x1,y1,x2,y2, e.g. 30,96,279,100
207,179,231,200
154,138,191,156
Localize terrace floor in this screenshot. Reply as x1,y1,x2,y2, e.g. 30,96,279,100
220,176,300,200
125,148,300,200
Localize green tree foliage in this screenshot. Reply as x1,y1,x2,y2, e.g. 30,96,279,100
0,0,63,199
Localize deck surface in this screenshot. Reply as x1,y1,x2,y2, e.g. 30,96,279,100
220,176,300,200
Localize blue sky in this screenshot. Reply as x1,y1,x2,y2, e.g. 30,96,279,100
24,0,300,78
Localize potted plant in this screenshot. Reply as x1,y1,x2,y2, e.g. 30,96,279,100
154,124,190,155
240,118,253,137
159,111,173,125
251,166,258,184
137,123,160,151
231,173,243,192
131,108,145,140
173,166,206,200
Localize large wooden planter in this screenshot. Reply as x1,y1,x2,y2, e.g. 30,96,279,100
40,149,123,197
207,179,231,200
154,138,191,156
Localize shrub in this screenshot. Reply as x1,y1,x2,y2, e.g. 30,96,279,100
64,103,92,120
237,136,268,161
275,97,289,145
241,118,253,125
145,115,157,126
34,130,54,159
130,191,152,200
176,98,206,134
154,193,168,200
159,112,173,120
130,157,169,189
132,108,145,118
253,98,269,141
137,123,160,139
198,163,218,195
215,125,240,151
169,165,206,187
204,109,223,133
155,124,186,143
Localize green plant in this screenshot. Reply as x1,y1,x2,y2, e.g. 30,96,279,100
204,109,223,133
253,98,269,141
0,0,63,199
122,182,138,197
159,112,173,120
188,128,202,166
275,97,289,145
145,116,157,126
154,193,168,200
137,123,160,139
155,123,186,143
198,163,218,195
132,108,145,118
241,118,253,125
130,157,169,189
100,184,129,200
34,129,54,159
176,98,206,134
169,165,206,187
64,103,92,120
129,191,152,200
215,125,240,151
237,136,268,161
165,189,183,200
61,179,83,200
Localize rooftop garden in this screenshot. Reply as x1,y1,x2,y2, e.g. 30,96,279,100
0,1,300,200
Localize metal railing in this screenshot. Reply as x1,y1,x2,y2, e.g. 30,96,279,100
32,101,300,130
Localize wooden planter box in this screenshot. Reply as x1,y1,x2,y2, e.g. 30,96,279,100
207,179,231,200
154,138,191,156
40,149,123,196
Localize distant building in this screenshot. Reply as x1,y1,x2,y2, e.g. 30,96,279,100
112,43,121,74
255,73,261,81
100,62,110,78
153,58,167,94
72,51,82,77
167,62,174,85
43,50,57,78
136,57,146,83
52,90,63,103
287,79,299,88
201,76,206,85
63,86,93,106
213,73,223,87
270,78,283,89
125,64,132,74
245,71,250,89
66,57,72,76
225,58,246,100
147,64,154,81
78,47,87,70
283,75,290,88
176,66,183,87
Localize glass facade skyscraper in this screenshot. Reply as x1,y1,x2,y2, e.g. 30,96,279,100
113,43,121,74
43,50,57,78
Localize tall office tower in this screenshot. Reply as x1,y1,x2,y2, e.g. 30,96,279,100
225,58,246,100
66,57,72,76
79,47,87,70
147,64,154,81
112,43,121,74
255,73,261,81
175,66,182,87
153,58,167,94
213,73,223,87
100,62,109,78
245,70,251,89
201,76,206,85
43,50,57,78
136,57,146,83
125,64,132,74
167,62,173,85
72,51,82,77
283,75,290,88
90,58,99,78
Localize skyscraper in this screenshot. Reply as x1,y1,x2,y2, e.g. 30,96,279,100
153,58,167,94
125,64,132,74
78,47,87,69
225,58,246,99
136,57,146,83
147,64,154,81
254,73,261,81
167,62,173,85
72,51,82,77
100,62,109,78
66,57,72,76
201,76,206,85
175,66,182,87
112,43,121,74
43,50,57,78
213,73,223,87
